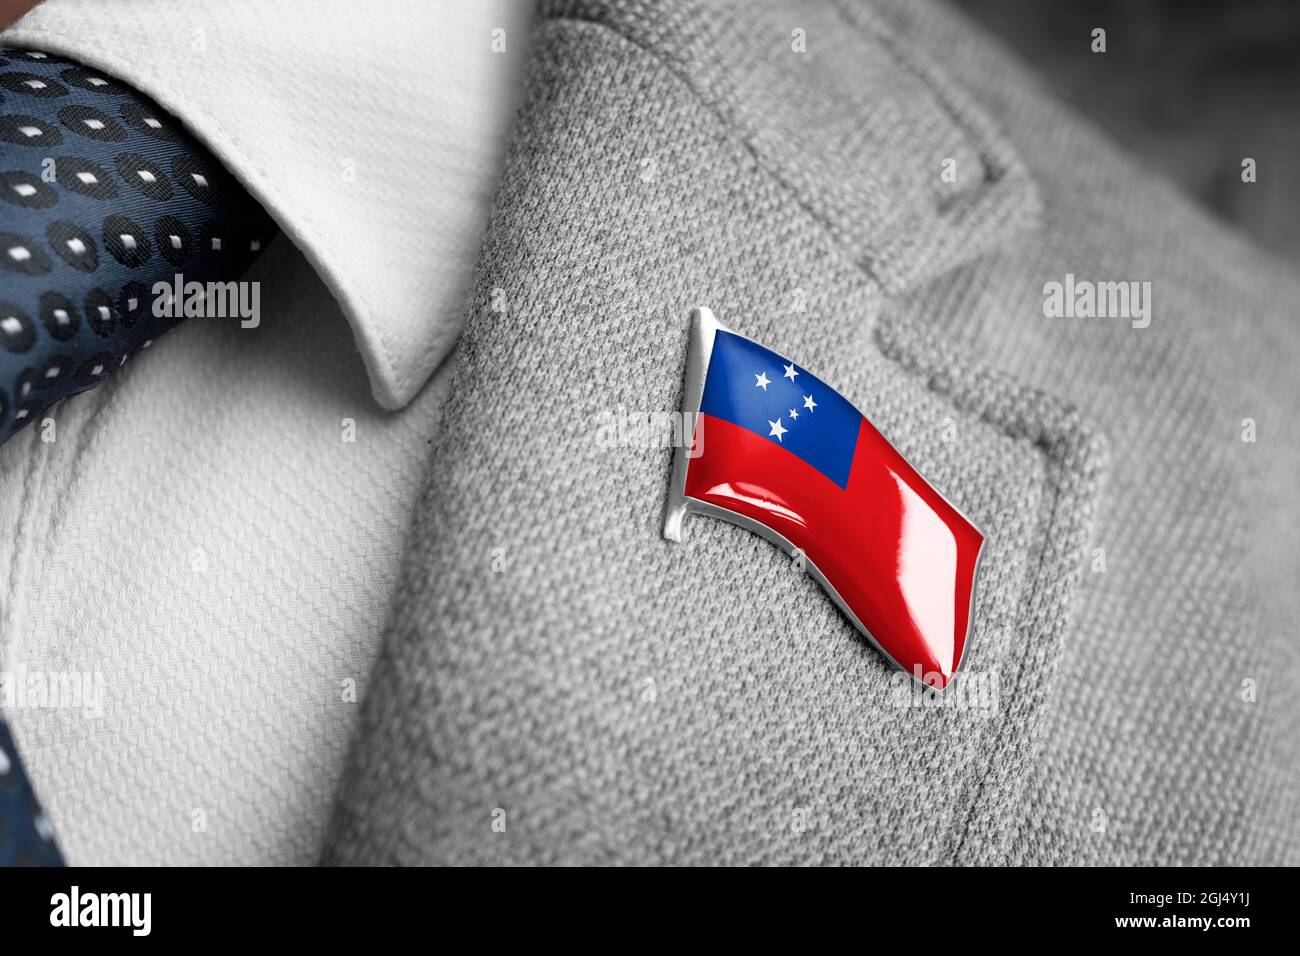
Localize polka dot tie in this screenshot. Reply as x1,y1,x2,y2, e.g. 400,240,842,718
0,46,275,443
0,49,276,865
0,713,60,866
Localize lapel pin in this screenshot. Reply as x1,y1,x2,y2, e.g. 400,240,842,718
664,308,984,689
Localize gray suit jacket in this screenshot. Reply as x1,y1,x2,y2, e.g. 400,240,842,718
325,0,1300,865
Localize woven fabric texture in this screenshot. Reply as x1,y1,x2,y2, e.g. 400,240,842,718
324,0,1123,865
328,0,1300,865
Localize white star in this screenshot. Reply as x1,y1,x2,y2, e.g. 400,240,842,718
803,394,817,412
789,408,799,420
783,363,799,381
768,417,787,442
754,371,771,390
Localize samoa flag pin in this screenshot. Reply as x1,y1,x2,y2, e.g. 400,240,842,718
663,307,984,689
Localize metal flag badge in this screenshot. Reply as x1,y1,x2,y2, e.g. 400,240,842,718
663,308,984,689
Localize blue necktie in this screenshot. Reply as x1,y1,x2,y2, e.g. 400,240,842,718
0,47,276,865
0,710,60,865
0,46,275,442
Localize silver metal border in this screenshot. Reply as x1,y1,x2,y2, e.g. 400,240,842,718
663,306,720,542
662,307,986,691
